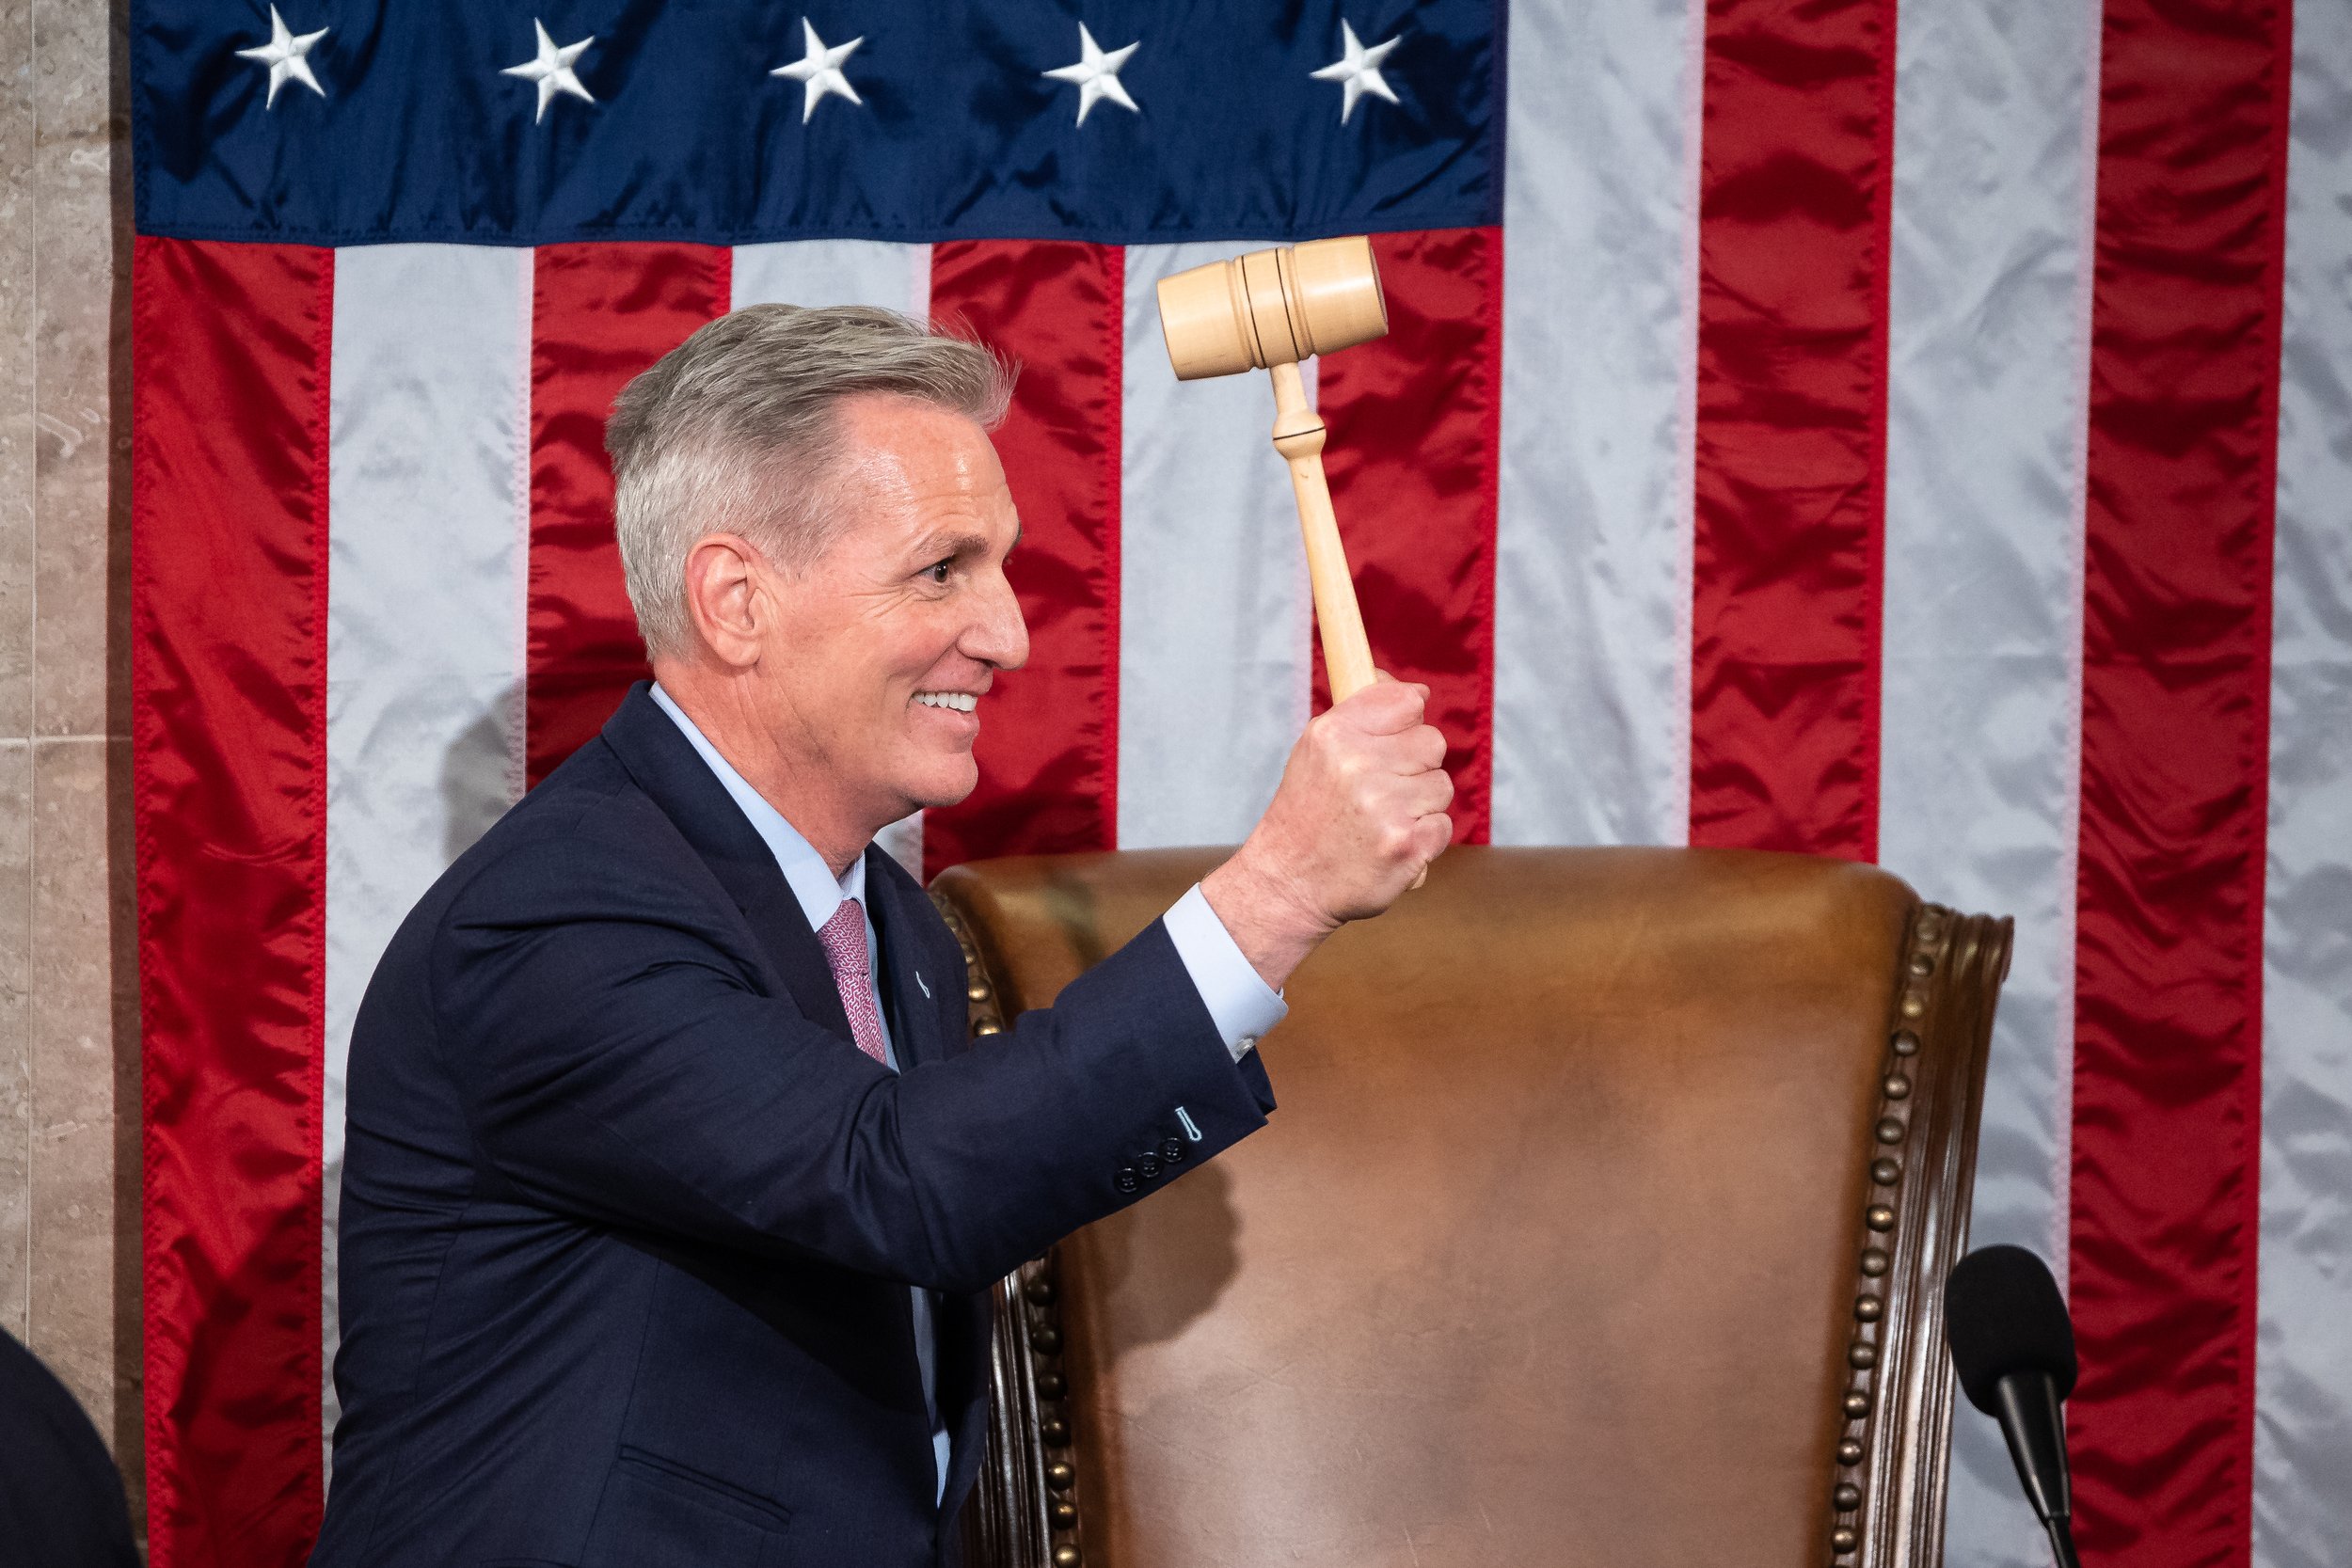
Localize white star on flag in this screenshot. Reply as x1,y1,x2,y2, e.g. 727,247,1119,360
235,6,328,109
771,19,866,123
1311,21,1402,123
1043,23,1140,127
502,19,596,123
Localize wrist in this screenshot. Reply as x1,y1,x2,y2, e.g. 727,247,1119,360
1201,844,1333,992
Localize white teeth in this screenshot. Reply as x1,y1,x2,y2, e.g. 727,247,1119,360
914,691,977,713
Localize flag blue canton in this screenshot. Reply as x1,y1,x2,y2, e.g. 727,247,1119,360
134,2,1502,245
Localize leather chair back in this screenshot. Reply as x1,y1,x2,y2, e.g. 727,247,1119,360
930,847,2009,1568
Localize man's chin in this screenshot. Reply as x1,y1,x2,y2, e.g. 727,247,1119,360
895,760,980,814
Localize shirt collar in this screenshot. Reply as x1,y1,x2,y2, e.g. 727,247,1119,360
649,682,866,934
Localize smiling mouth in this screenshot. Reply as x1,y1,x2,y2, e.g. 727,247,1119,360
914,691,978,713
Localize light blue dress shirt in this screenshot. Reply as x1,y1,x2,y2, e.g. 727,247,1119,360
649,684,1284,1503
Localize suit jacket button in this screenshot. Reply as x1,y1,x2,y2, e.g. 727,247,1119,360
1136,1155,1161,1179
1160,1137,1184,1163
1114,1167,1139,1194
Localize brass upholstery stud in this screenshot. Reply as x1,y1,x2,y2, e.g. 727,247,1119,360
968,981,990,1002
1831,1527,1859,1552
1854,1296,1883,1323
1870,1158,1901,1185
1883,1075,1912,1101
1860,1248,1889,1276
1875,1117,1905,1144
1836,1442,1864,1468
976,1021,1003,1037
1834,1481,1862,1509
1053,1546,1083,1568
1892,1029,1920,1055
1866,1206,1896,1232
1843,1390,1869,1418
1848,1342,1877,1370
1908,953,1933,976
1900,993,1926,1020
1013,1245,1082,1531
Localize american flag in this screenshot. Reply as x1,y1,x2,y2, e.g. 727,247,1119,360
129,1,2347,1565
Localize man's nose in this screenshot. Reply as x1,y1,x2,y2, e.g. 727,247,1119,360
966,570,1028,672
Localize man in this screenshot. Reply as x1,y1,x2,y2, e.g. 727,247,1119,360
310,306,1451,1566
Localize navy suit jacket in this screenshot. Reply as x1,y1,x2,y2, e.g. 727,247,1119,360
310,686,1277,1568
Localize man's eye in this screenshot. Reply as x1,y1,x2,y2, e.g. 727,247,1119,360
927,561,952,585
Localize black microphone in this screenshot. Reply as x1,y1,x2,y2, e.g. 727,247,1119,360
1944,1246,2082,1568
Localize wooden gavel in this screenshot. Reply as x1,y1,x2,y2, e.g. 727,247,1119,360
1154,237,1389,703
1158,239,1427,887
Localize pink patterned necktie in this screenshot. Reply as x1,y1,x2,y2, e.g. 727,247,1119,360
815,897,890,1066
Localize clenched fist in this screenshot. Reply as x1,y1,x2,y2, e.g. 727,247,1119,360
1200,675,1454,990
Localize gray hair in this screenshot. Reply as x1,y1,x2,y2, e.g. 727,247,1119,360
606,304,1014,658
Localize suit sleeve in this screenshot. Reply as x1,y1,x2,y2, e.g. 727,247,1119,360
431,836,1275,1295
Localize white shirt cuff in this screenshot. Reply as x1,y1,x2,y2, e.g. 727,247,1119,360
1162,883,1287,1062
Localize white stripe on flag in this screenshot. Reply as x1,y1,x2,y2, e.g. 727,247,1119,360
734,238,932,321
1490,0,1701,847
323,243,533,1470
1877,2,2101,1560
1116,243,1313,849
2256,11,2352,1559
732,240,933,877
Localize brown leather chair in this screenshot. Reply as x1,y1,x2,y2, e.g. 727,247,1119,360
930,847,2010,1568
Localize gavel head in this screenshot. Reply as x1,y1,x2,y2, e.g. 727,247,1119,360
1156,236,1388,380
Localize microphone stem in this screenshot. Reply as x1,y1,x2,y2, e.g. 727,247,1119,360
2044,1515,2081,1568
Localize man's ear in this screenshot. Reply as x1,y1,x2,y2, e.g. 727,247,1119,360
680,533,771,671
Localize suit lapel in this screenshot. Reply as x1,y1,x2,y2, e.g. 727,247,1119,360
858,857,993,1493
596,684,857,1050
864,847,945,1071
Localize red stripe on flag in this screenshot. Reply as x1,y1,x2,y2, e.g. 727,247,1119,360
923,241,1122,877
2066,0,2290,1557
526,244,730,785
1687,0,1898,858
1315,227,1501,846
132,237,331,1568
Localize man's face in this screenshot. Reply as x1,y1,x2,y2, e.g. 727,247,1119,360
747,395,1027,822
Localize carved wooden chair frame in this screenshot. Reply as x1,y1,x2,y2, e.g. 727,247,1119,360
932,886,2011,1568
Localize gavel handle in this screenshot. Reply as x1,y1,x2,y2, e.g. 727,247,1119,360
1267,361,1426,889
1267,362,1376,700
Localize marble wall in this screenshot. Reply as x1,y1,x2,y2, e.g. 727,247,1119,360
0,0,145,1529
